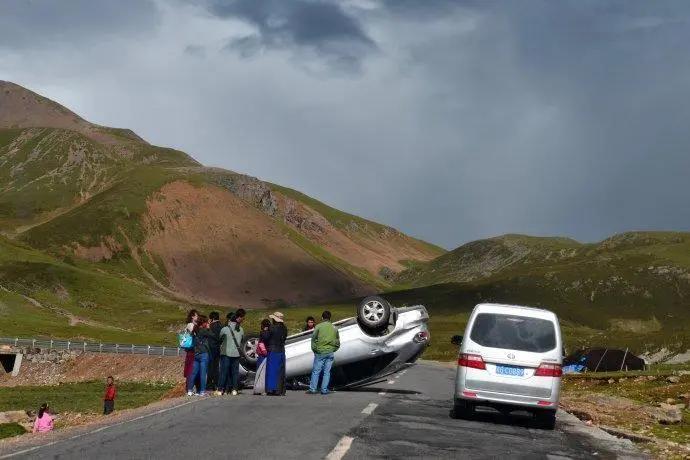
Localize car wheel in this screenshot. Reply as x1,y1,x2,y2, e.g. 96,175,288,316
452,399,475,419
240,334,260,371
533,410,557,430
357,296,392,331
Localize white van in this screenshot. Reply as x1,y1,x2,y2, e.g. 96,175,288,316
452,303,563,429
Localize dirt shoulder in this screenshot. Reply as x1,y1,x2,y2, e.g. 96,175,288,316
561,373,690,459
0,395,193,456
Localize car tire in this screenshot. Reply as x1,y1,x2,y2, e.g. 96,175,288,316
452,399,475,419
533,410,557,430
240,334,260,371
357,296,392,332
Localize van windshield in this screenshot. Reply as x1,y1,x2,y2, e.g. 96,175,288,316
470,313,556,353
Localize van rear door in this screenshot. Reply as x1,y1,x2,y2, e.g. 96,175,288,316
464,313,559,399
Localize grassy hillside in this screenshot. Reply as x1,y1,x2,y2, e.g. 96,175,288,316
1,81,443,311
389,232,690,360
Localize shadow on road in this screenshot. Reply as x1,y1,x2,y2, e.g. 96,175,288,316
449,407,546,430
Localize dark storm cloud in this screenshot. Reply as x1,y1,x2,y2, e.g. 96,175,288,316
0,0,159,49
205,0,376,70
1,0,689,248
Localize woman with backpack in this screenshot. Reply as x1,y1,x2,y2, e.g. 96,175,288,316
183,309,199,380
218,309,246,395
186,315,213,396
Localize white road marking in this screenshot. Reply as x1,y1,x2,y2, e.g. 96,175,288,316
0,400,198,459
378,391,387,396
325,435,354,460
361,403,378,415
387,379,395,384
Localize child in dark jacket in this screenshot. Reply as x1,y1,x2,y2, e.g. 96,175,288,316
104,376,117,415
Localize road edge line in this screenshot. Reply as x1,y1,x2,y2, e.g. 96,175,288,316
325,435,354,460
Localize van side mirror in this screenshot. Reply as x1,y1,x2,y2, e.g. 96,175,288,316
451,335,463,346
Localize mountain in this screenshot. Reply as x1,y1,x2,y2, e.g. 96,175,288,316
389,232,690,360
0,81,444,322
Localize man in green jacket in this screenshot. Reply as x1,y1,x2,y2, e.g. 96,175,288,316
308,310,340,395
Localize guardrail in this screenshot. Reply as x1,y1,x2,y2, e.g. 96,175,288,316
0,337,182,357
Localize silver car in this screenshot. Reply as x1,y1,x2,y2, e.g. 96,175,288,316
239,296,430,389
452,303,563,429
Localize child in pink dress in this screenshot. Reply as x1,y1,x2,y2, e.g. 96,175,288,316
32,403,53,433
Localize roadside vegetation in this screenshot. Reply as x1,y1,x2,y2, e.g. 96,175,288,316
0,381,174,418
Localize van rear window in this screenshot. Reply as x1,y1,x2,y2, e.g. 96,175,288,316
469,313,556,353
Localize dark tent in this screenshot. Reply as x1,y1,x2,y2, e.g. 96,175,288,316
564,348,646,372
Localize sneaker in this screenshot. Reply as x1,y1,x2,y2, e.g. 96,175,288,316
231,390,238,396
214,391,222,396
305,390,318,395
321,390,330,395
186,391,194,396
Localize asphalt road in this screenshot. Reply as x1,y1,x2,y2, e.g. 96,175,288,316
0,363,645,459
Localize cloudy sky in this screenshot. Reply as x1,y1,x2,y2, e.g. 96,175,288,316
2,0,689,249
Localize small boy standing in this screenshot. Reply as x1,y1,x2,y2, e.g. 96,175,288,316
104,376,117,415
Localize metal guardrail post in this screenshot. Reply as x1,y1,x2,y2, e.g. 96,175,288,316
32,339,35,349
50,340,53,351
83,342,87,353
147,345,150,355
99,343,103,353
67,341,70,351
14,338,18,346
162,346,166,356
131,344,134,354
177,347,180,356
115,344,119,354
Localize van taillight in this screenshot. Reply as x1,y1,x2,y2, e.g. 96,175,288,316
534,363,562,377
458,353,486,370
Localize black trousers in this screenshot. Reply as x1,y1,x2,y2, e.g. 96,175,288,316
207,349,220,390
104,400,115,415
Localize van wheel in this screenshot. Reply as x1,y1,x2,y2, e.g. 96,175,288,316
533,410,556,430
357,296,391,331
452,400,475,419
240,334,260,371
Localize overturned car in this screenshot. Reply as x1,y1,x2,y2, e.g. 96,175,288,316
238,296,430,389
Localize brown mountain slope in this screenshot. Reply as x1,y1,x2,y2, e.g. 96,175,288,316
1,81,443,307
0,80,143,145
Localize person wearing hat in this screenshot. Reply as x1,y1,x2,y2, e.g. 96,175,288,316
266,312,288,395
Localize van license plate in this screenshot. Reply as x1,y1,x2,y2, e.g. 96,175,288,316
496,365,524,377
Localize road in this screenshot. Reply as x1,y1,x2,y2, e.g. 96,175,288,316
0,363,644,459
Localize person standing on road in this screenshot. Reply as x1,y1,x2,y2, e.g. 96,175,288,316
32,403,53,434
103,376,117,414
307,311,340,395
253,318,271,395
183,309,200,380
266,312,288,396
303,316,316,332
187,315,212,396
218,309,246,396
207,311,222,391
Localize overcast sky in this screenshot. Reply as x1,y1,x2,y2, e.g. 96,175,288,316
2,0,689,249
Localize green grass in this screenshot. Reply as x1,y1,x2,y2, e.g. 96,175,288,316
0,423,26,440
0,381,175,415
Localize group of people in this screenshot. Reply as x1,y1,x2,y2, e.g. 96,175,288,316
182,309,340,396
